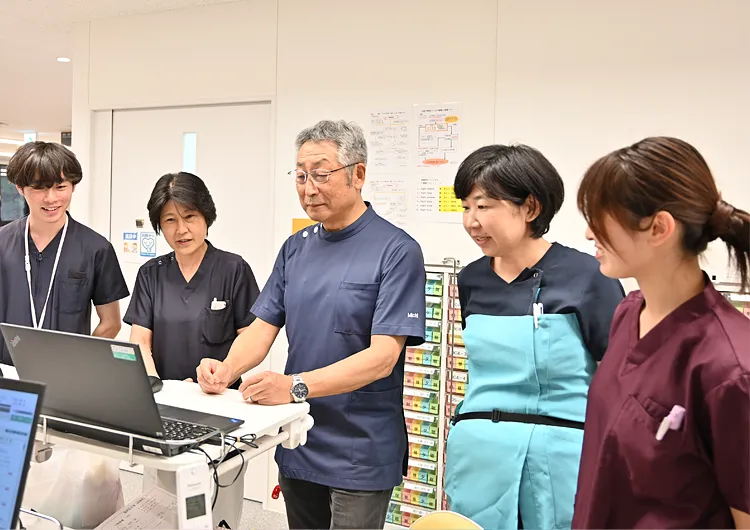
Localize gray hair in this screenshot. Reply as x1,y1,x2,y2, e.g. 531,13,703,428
295,120,368,166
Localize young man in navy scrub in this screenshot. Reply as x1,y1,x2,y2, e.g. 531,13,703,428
0,142,129,366
124,172,260,388
573,137,750,529
196,120,427,530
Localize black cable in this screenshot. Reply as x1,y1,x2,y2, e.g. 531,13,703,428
239,433,258,448
189,434,252,511
216,438,245,489
190,445,221,510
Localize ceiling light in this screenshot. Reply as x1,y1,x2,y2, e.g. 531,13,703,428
0,138,24,146
56,57,71,63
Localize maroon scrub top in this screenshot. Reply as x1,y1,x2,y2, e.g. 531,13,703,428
572,277,750,528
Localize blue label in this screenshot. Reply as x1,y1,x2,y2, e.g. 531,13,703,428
123,232,138,241
139,232,157,258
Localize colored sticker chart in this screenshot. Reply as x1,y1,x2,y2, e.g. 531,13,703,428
403,388,440,416
405,410,440,438
390,263,464,527
408,435,438,462
425,273,443,296
406,344,442,368
425,296,443,320
392,481,438,510
406,458,438,486
424,320,442,344
405,365,441,392
386,502,431,528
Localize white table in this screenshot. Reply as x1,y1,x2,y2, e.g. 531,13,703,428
19,374,312,529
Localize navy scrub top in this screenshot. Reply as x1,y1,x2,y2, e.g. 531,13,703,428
458,242,625,361
0,213,130,365
252,203,426,491
123,242,260,385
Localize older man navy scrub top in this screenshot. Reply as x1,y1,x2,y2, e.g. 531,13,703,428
0,213,130,363
251,202,427,490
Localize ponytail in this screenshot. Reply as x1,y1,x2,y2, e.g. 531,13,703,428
709,200,750,292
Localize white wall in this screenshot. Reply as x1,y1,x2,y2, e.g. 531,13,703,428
72,0,750,279
274,0,497,266
493,0,750,279
88,0,277,110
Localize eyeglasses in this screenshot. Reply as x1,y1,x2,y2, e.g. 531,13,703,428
288,162,361,184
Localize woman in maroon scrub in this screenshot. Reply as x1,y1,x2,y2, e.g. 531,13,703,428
572,136,750,529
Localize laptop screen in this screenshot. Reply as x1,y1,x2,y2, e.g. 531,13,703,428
0,379,45,529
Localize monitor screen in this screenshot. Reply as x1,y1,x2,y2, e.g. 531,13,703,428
0,385,40,529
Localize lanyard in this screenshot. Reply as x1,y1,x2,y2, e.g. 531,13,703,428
24,215,69,329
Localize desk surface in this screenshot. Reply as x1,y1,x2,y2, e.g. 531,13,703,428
0,364,312,471
156,380,308,440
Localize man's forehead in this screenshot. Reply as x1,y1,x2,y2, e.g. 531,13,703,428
297,141,338,163
297,153,332,167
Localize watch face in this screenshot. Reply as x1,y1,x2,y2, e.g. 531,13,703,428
292,383,308,399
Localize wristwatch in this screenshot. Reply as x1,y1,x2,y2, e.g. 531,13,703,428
290,374,309,403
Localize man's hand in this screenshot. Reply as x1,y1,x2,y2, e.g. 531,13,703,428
196,359,234,394
239,371,293,405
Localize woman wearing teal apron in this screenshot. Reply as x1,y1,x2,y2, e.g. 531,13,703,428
444,145,625,529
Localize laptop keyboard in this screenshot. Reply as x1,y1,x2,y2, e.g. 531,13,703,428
162,419,216,442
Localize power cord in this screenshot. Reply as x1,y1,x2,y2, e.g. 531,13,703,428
238,433,258,449
190,445,221,509
189,433,255,510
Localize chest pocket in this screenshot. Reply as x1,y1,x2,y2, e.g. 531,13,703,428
333,282,379,336
55,271,90,314
201,304,235,345
608,394,698,502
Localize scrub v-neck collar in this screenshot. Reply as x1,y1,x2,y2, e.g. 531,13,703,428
171,241,216,300
27,216,67,256
484,242,561,287
625,273,724,366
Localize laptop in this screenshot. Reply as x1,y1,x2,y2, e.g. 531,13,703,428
0,378,45,530
0,324,244,458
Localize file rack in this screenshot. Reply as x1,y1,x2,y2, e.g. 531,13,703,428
387,258,464,528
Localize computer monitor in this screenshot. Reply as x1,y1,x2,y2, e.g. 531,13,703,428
0,378,45,530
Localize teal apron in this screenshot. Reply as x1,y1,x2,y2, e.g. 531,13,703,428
445,273,596,530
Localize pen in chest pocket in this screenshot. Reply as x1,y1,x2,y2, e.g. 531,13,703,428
655,405,686,441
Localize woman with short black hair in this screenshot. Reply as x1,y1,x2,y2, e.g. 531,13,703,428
124,172,260,389
444,144,625,529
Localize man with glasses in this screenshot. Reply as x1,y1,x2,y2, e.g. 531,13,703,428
196,120,426,529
